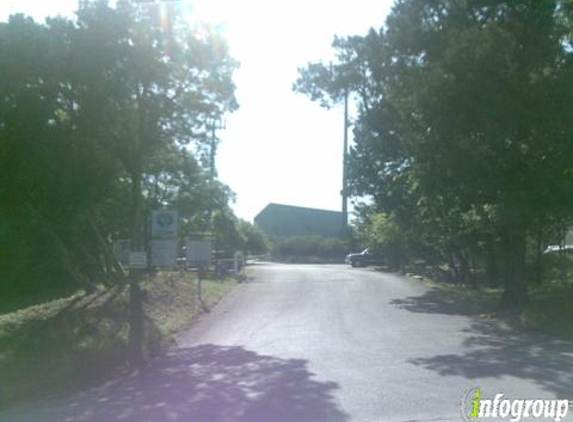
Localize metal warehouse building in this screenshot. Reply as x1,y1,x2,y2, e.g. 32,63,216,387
254,203,343,238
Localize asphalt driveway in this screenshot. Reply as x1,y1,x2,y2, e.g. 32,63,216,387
2,263,572,422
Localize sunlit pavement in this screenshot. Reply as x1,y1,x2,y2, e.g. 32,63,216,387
2,263,573,422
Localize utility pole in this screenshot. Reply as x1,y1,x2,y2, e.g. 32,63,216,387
207,117,225,229
210,122,217,181
341,89,349,238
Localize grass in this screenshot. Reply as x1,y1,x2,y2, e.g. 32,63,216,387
512,280,573,340
0,271,237,406
411,274,573,341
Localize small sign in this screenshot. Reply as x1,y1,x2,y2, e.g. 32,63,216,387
151,210,178,238
186,239,212,267
129,251,148,269
151,238,178,268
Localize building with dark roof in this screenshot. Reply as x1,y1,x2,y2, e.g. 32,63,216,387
254,203,343,238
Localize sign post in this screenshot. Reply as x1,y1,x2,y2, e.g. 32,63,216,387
127,251,147,369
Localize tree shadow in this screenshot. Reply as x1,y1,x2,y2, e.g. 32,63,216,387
39,344,347,422
409,318,573,398
390,288,573,398
390,286,500,316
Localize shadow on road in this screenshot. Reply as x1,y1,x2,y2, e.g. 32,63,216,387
390,287,499,316
390,288,573,398
36,344,347,422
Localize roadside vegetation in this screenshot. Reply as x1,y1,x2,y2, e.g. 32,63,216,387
296,0,573,310
269,235,347,263
407,269,573,341
0,1,275,310
0,272,236,405
0,0,258,402
0,0,249,312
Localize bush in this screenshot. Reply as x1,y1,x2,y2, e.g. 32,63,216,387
270,236,347,262
354,212,408,269
238,221,269,255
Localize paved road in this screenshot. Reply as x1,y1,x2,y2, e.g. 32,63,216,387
2,263,573,422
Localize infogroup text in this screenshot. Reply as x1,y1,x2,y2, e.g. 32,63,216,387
461,389,570,422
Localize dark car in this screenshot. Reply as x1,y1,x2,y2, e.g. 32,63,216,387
345,248,381,267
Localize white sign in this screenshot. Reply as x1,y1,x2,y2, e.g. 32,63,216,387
129,251,147,269
186,239,212,267
151,210,178,238
151,238,178,268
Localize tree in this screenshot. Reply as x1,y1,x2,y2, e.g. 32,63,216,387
0,14,120,294
0,2,239,308
142,146,233,236
72,1,238,250
211,209,246,252
238,221,269,255
379,0,573,305
296,0,573,306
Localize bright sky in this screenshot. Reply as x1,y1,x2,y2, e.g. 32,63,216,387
0,0,395,222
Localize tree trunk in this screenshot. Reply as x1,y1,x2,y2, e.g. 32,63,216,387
559,224,567,284
486,236,498,286
469,251,479,289
26,205,96,293
72,234,112,287
534,225,543,285
500,225,528,307
46,227,96,293
448,252,461,284
87,214,125,283
459,249,477,289
131,170,144,251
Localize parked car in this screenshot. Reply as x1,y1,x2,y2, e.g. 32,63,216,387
345,248,381,267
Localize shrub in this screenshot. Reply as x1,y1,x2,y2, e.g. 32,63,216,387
270,236,347,261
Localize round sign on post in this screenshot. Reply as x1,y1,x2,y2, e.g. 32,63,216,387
151,210,178,239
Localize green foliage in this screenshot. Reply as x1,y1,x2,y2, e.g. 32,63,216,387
143,147,234,237
0,2,238,308
210,214,270,255
271,236,347,261
296,0,573,306
0,271,236,404
354,212,406,268
238,221,269,255
211,209,246,252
